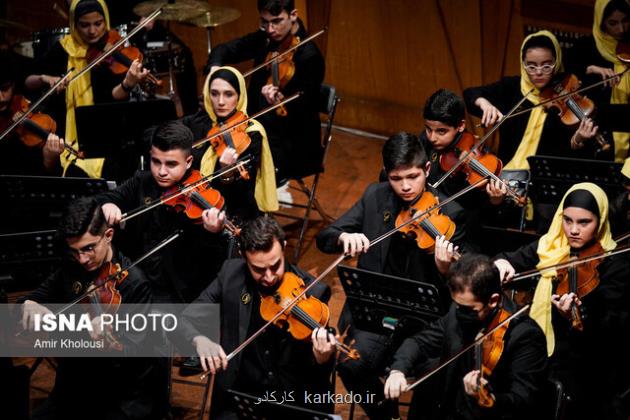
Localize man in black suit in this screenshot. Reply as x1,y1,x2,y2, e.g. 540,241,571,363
384,254,547,420
316,131,468,418
179,216,336,418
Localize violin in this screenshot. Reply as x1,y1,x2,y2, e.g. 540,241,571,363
0,95,83,158
474,307,511,408
86,29,161,87
540,74,610,152
81,261,128,351
206,111,252,180
162,169,241,236
395,190,459,255
439,132,526,205
265,33,299,116
553,241,603,331
259,271,360,361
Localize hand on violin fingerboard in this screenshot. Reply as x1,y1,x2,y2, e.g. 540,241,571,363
311,328,337,364
434,235,458,275
261,84,284,105
586,65,621,88
201,208,225,233
571,118,598,150
551,293,582,320
486,178,507,205
193,335,228,375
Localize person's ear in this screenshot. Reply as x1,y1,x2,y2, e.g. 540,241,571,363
185,154,193,169
104,227,114,242
488,293,501,309
289,9,298,22
456,119,466,133
424,161,432,178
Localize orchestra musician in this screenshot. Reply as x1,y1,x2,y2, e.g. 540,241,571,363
97,121,228,303
316,132,467,418
384,254,547,420
494,183,630,419
20,197,168,420
205,0,325,202
178,216,336,418
464,30,608,169
0,61,65,175
24,0,150,179
565,0,630,162
181,66,278,221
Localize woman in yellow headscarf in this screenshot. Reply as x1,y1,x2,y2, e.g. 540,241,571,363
182,66,278,220
494,182,630,419
566,0,630,162
464,30,606,171
25,0,149,178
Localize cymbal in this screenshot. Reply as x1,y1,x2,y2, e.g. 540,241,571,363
183,6,241,28
133,0,210,22
0,19,34,32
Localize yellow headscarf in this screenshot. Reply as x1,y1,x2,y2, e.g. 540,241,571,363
622,157,630,178
530,182,616,355
593,0,630,162
59,0,110,178
505,31,564,170
200,66,278,212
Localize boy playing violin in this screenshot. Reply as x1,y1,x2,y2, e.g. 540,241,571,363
97,121,228,303
20,197,168,420
179,216,336,417
205,0,325,193
316,132,468,418
384,254,547,420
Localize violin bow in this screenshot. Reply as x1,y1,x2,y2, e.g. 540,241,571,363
193,93,301,149
242,28,327,78
0,70,73,142
505,243,630,285
66,8,162,85
430,89,535,189
199,178,486,380
16,230,180,336
120,157,251,223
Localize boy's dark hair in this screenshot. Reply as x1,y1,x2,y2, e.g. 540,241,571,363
603,0,630,23
58,197,109,239
447,254,501,304
521,35,556,61
382,132,428,174
239,216,286,253
151,121,193,156
257,0,294,15
423,89,465,127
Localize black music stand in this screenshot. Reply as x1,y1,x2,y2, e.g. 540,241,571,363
0,175,113,233
75,99,177,182
527,155,624,205
0,230,60,293
337,265,443,337
228,390,342,420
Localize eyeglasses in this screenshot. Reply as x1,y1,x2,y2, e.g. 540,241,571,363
67,235,105,258
523,62,555,75
259,15,287,30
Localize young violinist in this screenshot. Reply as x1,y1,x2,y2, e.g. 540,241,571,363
20,197,168,420
494,182,630,419
566,0,630,162
205,0,325,196
181,66,278,220
24,0,149,179
464,30,607,169
0,64,65,175
178,216,336,417
316,132,468,418
97,121,228,303
384,254,547,420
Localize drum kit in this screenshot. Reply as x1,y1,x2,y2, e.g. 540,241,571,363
5,0,240,107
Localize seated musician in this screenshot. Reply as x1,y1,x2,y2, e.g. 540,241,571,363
181,66,278,221
494,182,630,419
24,0,150,179
384,254,547,420
464,30,609,168
20,197,168,420
178,216,336,417
205,0,325,200
565,0,630,162
0,60,65,175
97,121,228,303
420,88,508,247
316,132,467,418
